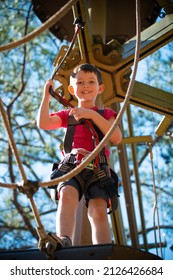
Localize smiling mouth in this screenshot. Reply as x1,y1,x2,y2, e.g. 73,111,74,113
82,91,90,94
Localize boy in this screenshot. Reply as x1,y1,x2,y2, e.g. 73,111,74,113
37,63,122,247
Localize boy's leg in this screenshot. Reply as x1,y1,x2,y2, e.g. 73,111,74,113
87,197,112,244
56,185,79,242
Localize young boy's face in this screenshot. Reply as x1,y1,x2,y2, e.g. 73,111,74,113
68,70,104,103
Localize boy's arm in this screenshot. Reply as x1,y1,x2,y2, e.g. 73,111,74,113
105,116,122,145
90,112,122,145
37,80,62,130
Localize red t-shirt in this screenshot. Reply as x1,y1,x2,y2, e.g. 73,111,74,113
50,107,117,158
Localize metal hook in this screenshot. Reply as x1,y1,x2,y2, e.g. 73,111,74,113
165,130,173,139
51,18,85,80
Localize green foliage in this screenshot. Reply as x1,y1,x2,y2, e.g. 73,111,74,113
0,0,64,249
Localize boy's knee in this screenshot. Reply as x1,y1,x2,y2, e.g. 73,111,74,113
59,186,79,204
88,198,107,220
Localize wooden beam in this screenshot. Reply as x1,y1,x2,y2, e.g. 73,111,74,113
155,116,173,135
130,81,173,117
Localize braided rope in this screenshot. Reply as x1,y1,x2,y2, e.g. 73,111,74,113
0,0,78,52
0,98,27,183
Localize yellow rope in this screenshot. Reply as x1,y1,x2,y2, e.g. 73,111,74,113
0,0,78,52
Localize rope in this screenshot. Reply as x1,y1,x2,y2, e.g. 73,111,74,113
38,0,141,188
0,98,28,183
29,195,43,229
148,142,163,258
0,0,78,52
0,182,18,189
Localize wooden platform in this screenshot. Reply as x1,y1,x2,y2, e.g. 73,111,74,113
0,244,162,260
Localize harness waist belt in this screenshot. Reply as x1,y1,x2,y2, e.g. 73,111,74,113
60,151,107,168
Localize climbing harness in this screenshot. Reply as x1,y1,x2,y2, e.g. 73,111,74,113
50,161,119,210
49,109,119,214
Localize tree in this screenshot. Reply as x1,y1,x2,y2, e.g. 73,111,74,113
0,0,64,249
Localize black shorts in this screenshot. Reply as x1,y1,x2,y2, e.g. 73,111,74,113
56,164,110,207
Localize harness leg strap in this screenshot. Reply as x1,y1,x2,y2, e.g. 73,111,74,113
88,167,119,214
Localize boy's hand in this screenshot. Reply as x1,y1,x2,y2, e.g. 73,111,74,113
69,107,94,121
44,79,54,96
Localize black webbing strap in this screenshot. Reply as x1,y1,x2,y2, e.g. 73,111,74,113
63,110,105,154
63,117,84,153
96,168,119,214
64,125,75,153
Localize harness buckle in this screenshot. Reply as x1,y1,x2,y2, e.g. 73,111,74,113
80,154,98,170
74,158,96,170
85,162,96,170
